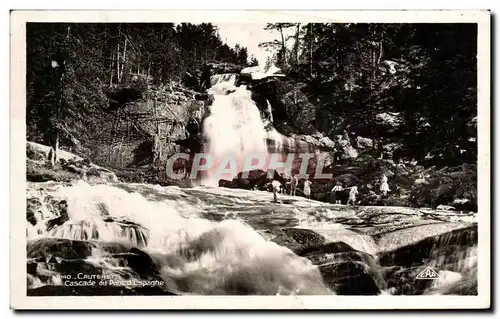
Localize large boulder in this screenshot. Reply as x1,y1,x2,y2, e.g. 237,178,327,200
300,242,382,295
375,112,403,128
271,228,326,254
334,134,358,160
356,136,374,150
218,169,274,190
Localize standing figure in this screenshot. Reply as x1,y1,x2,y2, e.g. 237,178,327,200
290,174,299,196
333,147,342,163
272,180,282,203
331,181,343,204
303,179,312,199
380,174,390,197
347,186,359,206
283,174,291,194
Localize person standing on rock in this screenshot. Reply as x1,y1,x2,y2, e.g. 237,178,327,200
347,186,359,206
333,146,342,163
380,174,390,197
303,179,312,199
272,180,282,203
290,174,299,196
331,181,343,204
283,174,291,194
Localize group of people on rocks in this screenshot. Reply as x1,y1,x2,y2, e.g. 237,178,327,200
271,174,312,201
270,172,391,205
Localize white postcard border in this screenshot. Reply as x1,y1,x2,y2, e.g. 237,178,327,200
10,9,491,310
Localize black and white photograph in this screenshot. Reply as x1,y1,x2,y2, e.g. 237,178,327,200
10,10,490,310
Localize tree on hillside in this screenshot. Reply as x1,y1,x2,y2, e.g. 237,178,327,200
27,22,251,160
234,44,249,66
258,23,297,69
290,23,302,66
248,55,259,66
260,22,477,166
27,23,114,163
263,55,276,72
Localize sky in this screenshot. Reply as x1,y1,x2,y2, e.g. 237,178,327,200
215,23,294,66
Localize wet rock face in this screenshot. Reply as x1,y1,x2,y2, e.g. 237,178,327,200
377,225,478,295
299,242,382,295
26,196,69,231
268,227,384,295
128,247,160,278
27,191,151,246
377,225,478,268
383,266,435,295
249,78,316,135
270,228,326,254
265,213,477,296
27,238,97,260
250,79,289,124
318,263,380,295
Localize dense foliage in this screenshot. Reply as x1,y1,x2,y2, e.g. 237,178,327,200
26,23,255,154
25,22,478,209
262,23,477,167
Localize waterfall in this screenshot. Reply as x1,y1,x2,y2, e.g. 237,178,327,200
202,73,284,185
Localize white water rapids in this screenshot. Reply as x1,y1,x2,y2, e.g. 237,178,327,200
27,181,333,295
25,71,477,297
27,179,477,296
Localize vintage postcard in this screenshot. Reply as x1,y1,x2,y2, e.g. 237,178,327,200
10,9,491,310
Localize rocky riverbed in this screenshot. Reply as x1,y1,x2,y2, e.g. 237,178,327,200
26,180,477,296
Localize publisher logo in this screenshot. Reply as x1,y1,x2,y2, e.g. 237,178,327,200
416,267,440,280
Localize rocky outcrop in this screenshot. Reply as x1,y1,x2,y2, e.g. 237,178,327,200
300,242,382,295
93,84,208,170
250,78,316,134
218,169,278,190
333,134,358,160
27,179,478,296
356,136,374,150
271,228,327,254
27,142,118,184
216,152,477,211
378,225,477,295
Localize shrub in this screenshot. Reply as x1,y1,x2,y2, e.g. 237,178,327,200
408,164,477,210
26,160,76,182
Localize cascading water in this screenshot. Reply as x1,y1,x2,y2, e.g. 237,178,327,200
27,181,333,295
202,73,284,186
24,68,477,297
26,179,477,296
